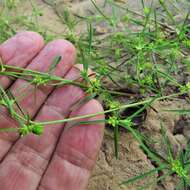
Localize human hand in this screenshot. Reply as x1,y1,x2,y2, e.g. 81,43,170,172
0,31,104,190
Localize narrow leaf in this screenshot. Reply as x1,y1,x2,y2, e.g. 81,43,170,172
48,55,62,74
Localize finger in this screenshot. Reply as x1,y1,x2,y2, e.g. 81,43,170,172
0,31,44,88
39,99,105,190
0,39,76,160
10,39,76,115
0,66,86,190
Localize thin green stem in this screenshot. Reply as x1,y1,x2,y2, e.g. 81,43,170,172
37,92,185,126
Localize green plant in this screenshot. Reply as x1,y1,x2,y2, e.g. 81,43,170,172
0,0,190,189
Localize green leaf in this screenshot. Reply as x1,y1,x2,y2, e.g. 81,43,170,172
48,55,62,74
88,22,93,54
32,124,44,135
121,165,166,186
158,0,175,24
163,109,190,115
114,123,119,159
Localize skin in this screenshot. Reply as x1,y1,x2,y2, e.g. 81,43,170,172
0,31,105,190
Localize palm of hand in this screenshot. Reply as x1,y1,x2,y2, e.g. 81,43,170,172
0,31,104,190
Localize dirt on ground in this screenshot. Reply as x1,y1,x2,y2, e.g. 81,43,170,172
6,0,190,189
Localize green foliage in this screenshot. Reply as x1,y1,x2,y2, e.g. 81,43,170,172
0,0,190,189
19,123,44,136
